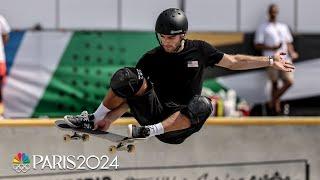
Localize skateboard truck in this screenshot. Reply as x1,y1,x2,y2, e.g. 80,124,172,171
63,132,89,142
108,142,136,154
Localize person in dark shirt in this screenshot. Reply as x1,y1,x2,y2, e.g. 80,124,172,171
64,8,295,144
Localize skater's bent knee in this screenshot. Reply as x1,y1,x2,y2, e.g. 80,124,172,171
180,95,213,126
110,67,145,98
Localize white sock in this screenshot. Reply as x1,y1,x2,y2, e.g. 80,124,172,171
93,103,111,122
146,123,164,136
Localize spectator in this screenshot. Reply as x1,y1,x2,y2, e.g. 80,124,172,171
254,4,299,115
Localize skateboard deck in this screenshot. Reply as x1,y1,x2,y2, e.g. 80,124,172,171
55,120,147,153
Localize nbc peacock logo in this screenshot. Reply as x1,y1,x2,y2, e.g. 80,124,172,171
12,152,31,173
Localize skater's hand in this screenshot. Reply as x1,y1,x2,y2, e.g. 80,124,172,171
273,52,295,72
93,119,112,131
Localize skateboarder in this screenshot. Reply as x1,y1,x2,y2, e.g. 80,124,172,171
64,8,294,144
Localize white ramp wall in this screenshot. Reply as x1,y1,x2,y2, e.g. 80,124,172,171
0,124,318,179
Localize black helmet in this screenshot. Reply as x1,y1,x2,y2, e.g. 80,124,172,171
155,8,188,35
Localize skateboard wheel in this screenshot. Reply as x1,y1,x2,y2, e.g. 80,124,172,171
127,144,135,153
82,134,89,141
108,145,117,154
63,134,71,142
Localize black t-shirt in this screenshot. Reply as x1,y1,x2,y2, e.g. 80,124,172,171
136,39,224,105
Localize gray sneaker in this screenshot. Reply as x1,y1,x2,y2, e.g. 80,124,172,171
128,124,150,138
64,111,95,129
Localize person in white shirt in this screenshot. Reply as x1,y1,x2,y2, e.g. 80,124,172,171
0,15,10,103
254,4,299,115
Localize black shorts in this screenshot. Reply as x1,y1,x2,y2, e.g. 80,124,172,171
127,82,206,144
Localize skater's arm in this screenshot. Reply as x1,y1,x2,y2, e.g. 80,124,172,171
103,102,129,122
216,53,295,71
94,102,129,131
93,89,129,130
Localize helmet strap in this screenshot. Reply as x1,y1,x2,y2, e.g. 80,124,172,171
174,36,185,53
155,32,162,47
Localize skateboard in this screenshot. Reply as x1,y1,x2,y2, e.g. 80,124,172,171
55,120,147,154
